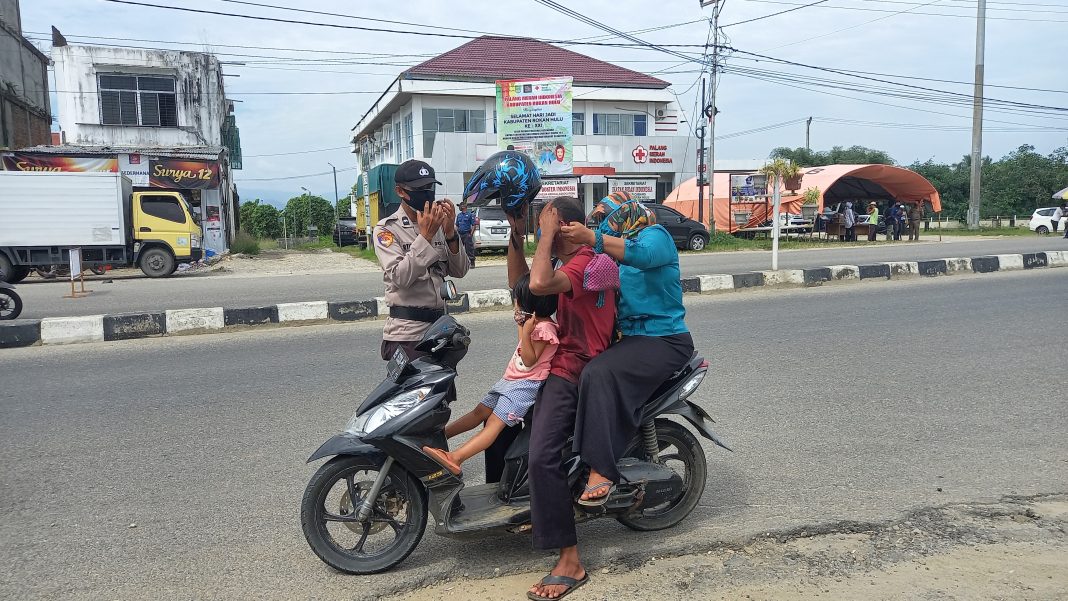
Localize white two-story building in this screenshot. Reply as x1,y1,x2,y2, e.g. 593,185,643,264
350,36,697,213
7,30,242,254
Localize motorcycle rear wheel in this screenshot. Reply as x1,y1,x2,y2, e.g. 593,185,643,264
616,419,707,531
301,455,428,574
0,288,22,320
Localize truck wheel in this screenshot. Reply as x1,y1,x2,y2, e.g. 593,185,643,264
8,267,30,284
140,248,176,278
0,254,15,283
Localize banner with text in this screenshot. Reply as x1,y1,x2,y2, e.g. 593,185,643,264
608,178,658,202
730,173,768,202
149,159,220,189
535,176,579,201
1,153,118,173
496,77,573,176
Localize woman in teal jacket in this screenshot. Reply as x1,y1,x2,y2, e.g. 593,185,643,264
560,193,693,505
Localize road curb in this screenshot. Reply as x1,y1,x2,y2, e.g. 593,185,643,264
2,250,1064,348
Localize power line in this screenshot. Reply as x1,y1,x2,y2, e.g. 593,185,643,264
741,0,1068,21
99,0,711,49
723,0,831,27
236,166,357,182
244,146,350,158
760,0,950,51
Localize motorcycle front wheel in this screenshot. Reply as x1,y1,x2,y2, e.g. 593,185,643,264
616,419,708,532
0,288,22,320
301,455,428,575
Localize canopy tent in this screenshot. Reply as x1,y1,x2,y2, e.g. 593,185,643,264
664,164,942,232
1053,186,1068,201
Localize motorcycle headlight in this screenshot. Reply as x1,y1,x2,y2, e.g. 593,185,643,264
678,370,706,400
346,386,432,436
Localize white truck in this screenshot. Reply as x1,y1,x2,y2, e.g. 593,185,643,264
0,171,203,283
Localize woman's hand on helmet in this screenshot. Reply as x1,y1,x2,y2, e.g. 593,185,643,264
560,221,595,247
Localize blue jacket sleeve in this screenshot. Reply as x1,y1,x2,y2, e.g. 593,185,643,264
621,226,677,270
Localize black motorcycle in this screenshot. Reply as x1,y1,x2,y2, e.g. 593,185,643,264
0,281,22,320
301,286,730,575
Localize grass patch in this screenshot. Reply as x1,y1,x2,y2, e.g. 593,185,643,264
231,230,261,255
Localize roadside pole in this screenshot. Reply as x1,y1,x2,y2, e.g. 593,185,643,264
771,174,782,270
967,0,987,229
329,162,340,248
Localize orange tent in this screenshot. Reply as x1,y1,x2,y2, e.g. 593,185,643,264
664,164,942,232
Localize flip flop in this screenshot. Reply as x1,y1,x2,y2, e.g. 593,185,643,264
576,481,615,507
421,446,462,476
526,573,589,601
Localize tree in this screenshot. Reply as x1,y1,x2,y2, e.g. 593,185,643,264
770,145,895,167
283,194,335,237
239,200,260,233
336,197,352,218
251,203,281,239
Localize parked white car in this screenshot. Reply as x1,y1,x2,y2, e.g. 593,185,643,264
472,206,510,252
1028,207,1066,234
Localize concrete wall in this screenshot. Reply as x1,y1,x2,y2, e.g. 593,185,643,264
0,0,50,149
51,44,227,147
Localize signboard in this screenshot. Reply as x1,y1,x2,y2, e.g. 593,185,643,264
536,176,579,201
149,159,220,189
496,77,573,176
608,178,658,202
730,173,768,202
119,154,149,186
1,153,117,173
68,248,82,281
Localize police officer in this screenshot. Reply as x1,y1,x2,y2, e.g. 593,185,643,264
373,160,469,361
455,199,476,268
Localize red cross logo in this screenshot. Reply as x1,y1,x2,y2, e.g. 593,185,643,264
632,145,647,164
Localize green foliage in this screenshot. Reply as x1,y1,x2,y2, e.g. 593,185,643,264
231,230,261,255
283,194,336,236
238,199,282,239
802,186,821,205
759,157,801,179
770,145,896,167
910,145,1068,219
337,197,352,218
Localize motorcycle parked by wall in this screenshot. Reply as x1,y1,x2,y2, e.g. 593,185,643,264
0,281,23,320
300,283,730,575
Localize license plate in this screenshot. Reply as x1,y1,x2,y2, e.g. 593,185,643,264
491,227,508,234
386,347,409,382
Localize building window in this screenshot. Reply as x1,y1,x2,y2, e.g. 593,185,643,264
403,112,414,159
592,113,647,137
99,74,178,127
573,112,584,135
421,108,487,156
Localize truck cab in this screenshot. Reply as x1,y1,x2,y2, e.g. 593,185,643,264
132,191,203,277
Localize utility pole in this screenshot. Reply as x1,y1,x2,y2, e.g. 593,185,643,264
805,116,813,150
967,0,987,229
328,162,340,248
703,1,724,231
697,76,706,225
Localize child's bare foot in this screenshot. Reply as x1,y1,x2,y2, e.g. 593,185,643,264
422,446,462,475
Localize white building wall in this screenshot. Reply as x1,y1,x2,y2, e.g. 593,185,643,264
51,44,227,147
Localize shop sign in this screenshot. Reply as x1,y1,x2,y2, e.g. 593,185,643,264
119,154,149,186
608,178,657,202
730,173,769,202
647,144,672,164
496,77,573,176
536,176,579,201
149,159,220,189
1,153,118,173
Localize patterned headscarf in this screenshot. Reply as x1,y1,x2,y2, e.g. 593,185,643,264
595,192,656,239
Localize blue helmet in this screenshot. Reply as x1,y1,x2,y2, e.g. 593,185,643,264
463,151,542,216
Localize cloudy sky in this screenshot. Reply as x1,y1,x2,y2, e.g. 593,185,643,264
22,0,1068,207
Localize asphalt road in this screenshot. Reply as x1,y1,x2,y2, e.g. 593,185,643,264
15,236,1066,320
2,268,1066,600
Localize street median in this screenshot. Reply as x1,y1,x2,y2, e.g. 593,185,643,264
2,250,1065,349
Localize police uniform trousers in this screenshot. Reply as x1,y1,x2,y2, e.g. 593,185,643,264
575,333,694,484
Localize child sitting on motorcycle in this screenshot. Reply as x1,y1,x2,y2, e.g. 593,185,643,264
423,273,558,475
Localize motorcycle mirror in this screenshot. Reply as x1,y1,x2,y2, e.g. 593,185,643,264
440,280,459,302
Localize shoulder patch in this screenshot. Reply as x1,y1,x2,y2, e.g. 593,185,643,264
401,216,412,227
376,230,395,248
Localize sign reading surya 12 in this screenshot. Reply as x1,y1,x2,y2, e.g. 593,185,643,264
149,159,220,189
496,77,573,176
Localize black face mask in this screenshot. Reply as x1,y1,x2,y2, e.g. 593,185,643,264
404,188,435,210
